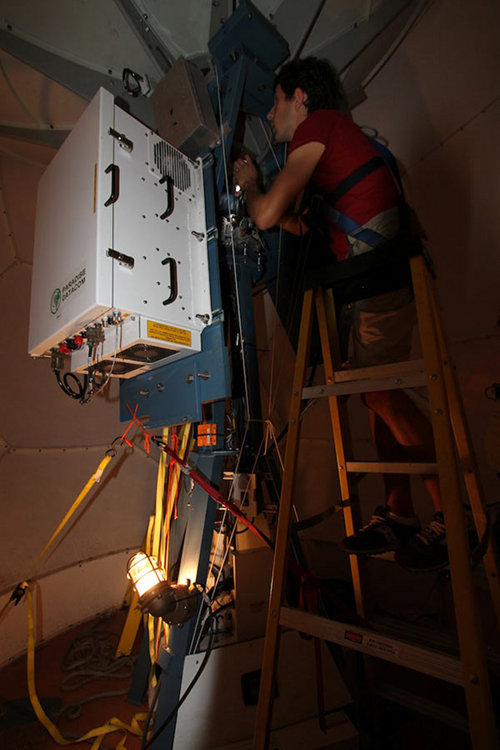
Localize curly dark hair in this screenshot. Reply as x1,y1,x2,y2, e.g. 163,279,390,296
275,57,344,113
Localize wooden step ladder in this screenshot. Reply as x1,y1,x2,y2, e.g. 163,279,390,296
253,252,500,750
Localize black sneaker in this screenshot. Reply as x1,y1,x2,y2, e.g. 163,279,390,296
395,512,448,572
340,506,420,555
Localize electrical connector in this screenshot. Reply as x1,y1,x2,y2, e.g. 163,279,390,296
50,348,65,371
85,323,104,346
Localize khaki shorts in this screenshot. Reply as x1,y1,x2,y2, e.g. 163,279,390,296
349,288,415,367
345,207,416,367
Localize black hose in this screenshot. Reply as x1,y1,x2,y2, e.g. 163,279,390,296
139,676,163,750
54,369,88,400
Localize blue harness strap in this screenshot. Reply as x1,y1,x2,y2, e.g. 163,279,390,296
320,137,406,250
325,206,387,247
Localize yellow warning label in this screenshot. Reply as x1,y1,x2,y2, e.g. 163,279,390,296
147,320,192,347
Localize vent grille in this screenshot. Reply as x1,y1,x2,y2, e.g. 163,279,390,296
100,360,143,375
153,141,192,193
119,343,176,363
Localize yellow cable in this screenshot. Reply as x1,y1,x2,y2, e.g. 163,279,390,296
144,514,158,685
1,444,157,745
36,454,113,565
26,584,148,747
161,424,192,570
152,427,169,560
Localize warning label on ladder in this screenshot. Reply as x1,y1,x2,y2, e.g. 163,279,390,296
364,636,400,658
343,630,399,658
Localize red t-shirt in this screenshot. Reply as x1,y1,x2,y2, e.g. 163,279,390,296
289,110,400,259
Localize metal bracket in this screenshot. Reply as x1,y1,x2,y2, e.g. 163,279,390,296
206,226,219,243
108,127,134,153
107,248,134,268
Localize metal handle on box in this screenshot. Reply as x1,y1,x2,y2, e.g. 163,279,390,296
159,174,174,219
104,164,120,207
161,257,178,305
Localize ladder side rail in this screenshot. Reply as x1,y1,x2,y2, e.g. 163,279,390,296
411,255,498,750
315,286,366,617
426,272,500,625
253,288,316,750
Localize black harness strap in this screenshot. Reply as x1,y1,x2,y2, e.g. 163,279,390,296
325,155,385,205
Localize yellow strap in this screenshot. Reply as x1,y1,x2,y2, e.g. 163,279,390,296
145,514,155,556
26,584,147,747
152,427,169,559
149,428,172,674
114,591,142,658
116,513,154,658
160,424,192,570
116,426,191,685
37,454,113,565
144,514,158,681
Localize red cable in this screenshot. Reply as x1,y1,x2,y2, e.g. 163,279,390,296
124,404,273,548
154,438,273,549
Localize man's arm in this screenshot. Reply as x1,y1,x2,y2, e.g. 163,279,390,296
233,141,325,231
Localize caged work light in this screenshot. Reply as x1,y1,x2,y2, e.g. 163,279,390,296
127,552,199,626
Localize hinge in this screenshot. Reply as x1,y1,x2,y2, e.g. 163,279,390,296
109,127,134,153
107,248,134,268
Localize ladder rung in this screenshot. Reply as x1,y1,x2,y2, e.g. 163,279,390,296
346,460,438,474
303,361,426,399
279,606,463,686
335,359,425,383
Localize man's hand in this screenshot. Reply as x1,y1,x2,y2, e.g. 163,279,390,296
233,154,258,192
232,141,325,231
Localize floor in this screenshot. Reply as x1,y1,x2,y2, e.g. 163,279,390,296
0,609,146,750
0,605,496,749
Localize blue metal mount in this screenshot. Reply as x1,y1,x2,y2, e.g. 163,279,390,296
124,4,290,749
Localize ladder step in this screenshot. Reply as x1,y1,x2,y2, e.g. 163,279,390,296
279,606,463,686
346,460,438,474
335,359,425,383
303,359,426,399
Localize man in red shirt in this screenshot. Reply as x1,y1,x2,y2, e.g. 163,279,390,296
233,57,447,573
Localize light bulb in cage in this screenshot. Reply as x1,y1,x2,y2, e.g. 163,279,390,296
127,551,199,625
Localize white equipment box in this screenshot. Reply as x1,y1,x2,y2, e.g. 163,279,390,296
28,87,211,378
172,630,356,749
